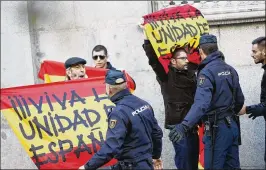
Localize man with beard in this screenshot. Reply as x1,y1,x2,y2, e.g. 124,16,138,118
143,37,199,169
239,36,266,163
64,57,88,80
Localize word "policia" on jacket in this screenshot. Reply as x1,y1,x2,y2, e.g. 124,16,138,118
132,105,150,116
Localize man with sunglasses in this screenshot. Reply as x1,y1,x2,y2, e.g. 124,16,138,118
143,36,199,169
92,45,136,92
92,45,116,70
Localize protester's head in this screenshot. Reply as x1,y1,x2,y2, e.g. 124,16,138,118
105,70,127,97
198,34,218,61
64,57,87,80
92,45,108,69
251,36,266,64
170,47,189,70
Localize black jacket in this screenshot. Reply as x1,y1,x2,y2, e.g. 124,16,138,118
246,64,266,162
246,65,266,114
143,40,197,128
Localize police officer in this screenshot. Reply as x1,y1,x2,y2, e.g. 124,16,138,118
64,57,88,80
239,36,266,163
168,34,245,169
79,69,163,170
143,37,199,169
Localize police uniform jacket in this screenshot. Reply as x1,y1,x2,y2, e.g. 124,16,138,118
182,51,245,128
85,89,163,169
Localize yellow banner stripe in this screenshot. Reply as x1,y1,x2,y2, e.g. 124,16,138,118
44,74,65,83
144,16,209,57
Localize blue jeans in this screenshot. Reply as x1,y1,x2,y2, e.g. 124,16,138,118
203,119,240,169
172,131,199,170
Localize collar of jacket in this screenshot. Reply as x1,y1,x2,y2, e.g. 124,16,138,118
198,51,222,72
262,64,266,70
110,89,131,104
168,65,189,75
107,62,116,70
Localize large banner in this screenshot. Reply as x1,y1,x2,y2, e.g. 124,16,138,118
142,4,209,73
0,77,118,169
143,4,208,169
38,60,136,93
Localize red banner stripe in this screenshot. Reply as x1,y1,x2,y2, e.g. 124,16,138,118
143,4,203,25
38,61,106,79
0,77,106,110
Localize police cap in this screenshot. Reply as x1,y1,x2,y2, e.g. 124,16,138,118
199,34,217,45
64,57,87,69
252,36,265,45
105,70,126,85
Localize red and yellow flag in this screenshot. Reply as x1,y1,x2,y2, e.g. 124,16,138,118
143,4,208,169
1,77,118,169
142,4,209,73
38,60,136,93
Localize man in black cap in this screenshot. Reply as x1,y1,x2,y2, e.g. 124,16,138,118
168,34,245,169
79,69,163,170
64,57,88,80
239,36,266,163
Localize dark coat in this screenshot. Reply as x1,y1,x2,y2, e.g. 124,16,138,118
143,40,197,127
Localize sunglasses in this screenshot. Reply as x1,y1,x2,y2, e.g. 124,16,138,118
175,57,188,61
92,55,106,60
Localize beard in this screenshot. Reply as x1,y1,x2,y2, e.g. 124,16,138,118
254,57,264,64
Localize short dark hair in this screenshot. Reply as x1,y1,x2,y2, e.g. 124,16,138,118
252,36,265,45
92,45,108,56
199,43,218,56
171,46,187,58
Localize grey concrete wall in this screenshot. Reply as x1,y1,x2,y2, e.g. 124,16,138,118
1,1,265,169
1,2,37,169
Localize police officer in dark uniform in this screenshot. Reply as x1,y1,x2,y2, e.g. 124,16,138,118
240,36,266,163
168,34,245,169
79,70,163,170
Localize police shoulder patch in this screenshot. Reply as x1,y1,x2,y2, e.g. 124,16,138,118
109,119,117,129
198,75,206,86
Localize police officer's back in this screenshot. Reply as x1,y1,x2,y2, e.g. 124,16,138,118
81,70,163,170
168,34,245,169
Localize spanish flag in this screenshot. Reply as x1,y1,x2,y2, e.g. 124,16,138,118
142,4,209,74
1,77,118,169
38,60,136,93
